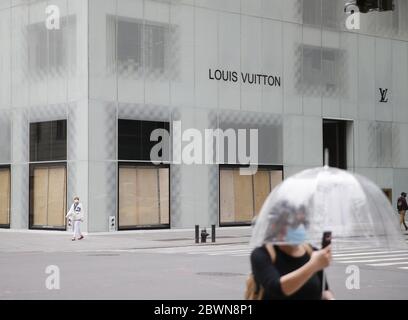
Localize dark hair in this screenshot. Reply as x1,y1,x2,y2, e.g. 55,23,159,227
402,192,407,197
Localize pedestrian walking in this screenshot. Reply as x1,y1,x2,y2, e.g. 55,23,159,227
247,202,335,300
247,165,405,300
66,196,84,241
397,192,408,231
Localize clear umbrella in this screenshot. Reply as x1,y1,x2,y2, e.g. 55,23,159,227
250,166,407,251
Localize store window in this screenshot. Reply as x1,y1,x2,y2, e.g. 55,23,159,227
118,119,170,229
302,0,322,27
219,166,283,226
30,120,67,162
303,0,342,29
118,119,169,161
28,15,76,76
118,164,169,229
297,44,344,96
382,189,392,204
29,120,67,230
107,15,175,76
0,166,11,228
29,165,67,229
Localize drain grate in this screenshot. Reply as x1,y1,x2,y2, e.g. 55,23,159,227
196,272,245,277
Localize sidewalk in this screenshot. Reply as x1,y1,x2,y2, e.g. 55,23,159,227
0,227,251,253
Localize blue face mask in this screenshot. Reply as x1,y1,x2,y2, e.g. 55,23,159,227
285,224,307,244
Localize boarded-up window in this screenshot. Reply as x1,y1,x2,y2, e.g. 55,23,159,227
220,167,283,225
0,167,10,227
30,165,66,229
118,165,169,229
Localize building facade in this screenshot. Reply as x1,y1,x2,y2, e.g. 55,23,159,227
1,0,408,232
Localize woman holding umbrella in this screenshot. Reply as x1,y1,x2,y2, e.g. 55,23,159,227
250,201,334,300
249,165,406,300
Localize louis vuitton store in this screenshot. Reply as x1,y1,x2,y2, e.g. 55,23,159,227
1,0,408,232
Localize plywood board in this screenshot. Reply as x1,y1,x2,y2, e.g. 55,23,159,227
0,169,10,225
270,170,283,191
47,166,66,228
119,166,138,227
219,169,235,223
158,168,169,224
33,167,48,226
233,170,253,223
136,167,159,225
254,170,271,216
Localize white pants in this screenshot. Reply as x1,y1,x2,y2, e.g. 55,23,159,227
73,220,82,238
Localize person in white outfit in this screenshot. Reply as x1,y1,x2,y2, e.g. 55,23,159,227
66,196,84,241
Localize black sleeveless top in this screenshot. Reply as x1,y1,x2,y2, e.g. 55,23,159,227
250,245,329,300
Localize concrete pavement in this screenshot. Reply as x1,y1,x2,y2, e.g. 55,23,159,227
2,229,408,299
0,227,252,253
0,228,253,300
2,240,408,299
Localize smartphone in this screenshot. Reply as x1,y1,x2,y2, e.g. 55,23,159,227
322,231,332,249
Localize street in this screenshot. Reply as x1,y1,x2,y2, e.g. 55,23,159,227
1,230,408,300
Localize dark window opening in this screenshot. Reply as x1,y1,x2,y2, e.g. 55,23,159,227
382,189,392,204
323,119,347,169
30,120,67,162
118,119,169,162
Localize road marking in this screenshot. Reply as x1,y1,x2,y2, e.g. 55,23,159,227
130,243,408,265
332,248,378,254
367,261,408,267
333,250,408,257
334,253,408,260
151,244,249,254
183,248,249,255
146,244,251,256
207,250,251,256
338,256,408,263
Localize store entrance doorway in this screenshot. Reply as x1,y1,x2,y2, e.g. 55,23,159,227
323,119,352,169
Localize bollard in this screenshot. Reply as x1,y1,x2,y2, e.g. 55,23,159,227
211,224,216,243
195,225,199,244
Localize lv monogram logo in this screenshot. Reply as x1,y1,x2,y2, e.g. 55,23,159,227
379,88,389,103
